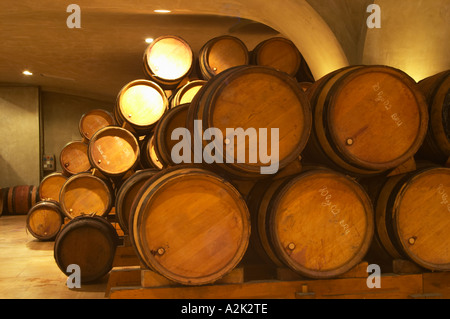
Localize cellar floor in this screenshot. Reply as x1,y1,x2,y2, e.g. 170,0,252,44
0,215,107,299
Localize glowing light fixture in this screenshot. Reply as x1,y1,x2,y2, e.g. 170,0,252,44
145,38,154,44
154,9,171,13
23,70,33,76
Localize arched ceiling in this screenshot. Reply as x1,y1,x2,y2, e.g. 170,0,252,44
0,0,348,101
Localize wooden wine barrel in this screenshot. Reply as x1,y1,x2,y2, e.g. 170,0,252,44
60,141,91,176
373,166,450,271
59,172,114,219
187,65,312,179
199,35,249,80
79,109,115,142
5,185,39,215
140,135,164,170
143,35,194,89
115,169,159,234
26,200,64,241
247,167,374,278
416,70,450,164
303,65,429,177
38,172,68,202
115,79,168,134
88,126,140,177
54,215,119,283
129,166,251,285
153,103,190,167
170,80,206,109
251,37,302,77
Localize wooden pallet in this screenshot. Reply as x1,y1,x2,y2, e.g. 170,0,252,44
105,239,450,299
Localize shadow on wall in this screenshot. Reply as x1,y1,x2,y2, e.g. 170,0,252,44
0,154,27,188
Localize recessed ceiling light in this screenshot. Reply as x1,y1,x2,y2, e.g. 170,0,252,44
23,70,33,76
145,38,154,44
154,9,171,13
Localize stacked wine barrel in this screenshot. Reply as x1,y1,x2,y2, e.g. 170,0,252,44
20,33,449,284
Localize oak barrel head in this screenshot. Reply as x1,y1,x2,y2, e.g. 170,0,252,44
188,65,312,179
116,79,168,133
88,126,140,177
54,215,119,283
171,80,206,109
38,172,68,202
130,166,251,285
59,141,91,176
143,35,194,89
199,35,249,80
26,200,63,241
267,168,374,278
78,109,115,141
305,65,429,176
251,37,302,77
383,167,450,271
59,172,113,219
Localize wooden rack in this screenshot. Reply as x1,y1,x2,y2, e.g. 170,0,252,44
105,238,450,299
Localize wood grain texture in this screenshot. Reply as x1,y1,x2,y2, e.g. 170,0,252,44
115,79,168,132
129,166,250,285
154,103,189,167
143,36,194,89
59,172,113,219
59,141,91,176
304,65,429,177
38,172,68,202
115,169,158,234
79,109,115,141
251,37,302,76
54,215,119,283
187,65,311,179
88,126,140,176
374,167,450,271
26,200,63,241
199,35,249,80
416,70,450,164
248,167,374,279
170,80,206,108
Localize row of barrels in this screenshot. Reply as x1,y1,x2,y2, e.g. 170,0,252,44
0,185,39,216
26,34,449,284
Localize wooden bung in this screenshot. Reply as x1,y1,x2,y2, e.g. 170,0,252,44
38,172,68,202
26,200,63,241
129,166,251,285
416,70,450,164
373,166,450,271
54,215,119,283
303,65,429,177
143,35,194,89
59,172,113,219
59,140,91,176
187,65,312,179
88,126,140,177
78,109,115,142
199,35,249,81
251,37,302,77
247,167,374,279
